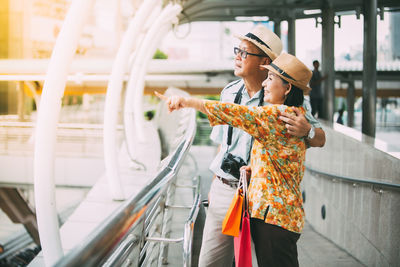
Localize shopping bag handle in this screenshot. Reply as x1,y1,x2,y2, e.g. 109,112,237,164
239,169,249,211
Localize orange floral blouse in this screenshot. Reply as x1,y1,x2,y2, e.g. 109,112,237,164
205,100,306,233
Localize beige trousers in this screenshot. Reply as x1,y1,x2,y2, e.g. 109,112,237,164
198,178,236,267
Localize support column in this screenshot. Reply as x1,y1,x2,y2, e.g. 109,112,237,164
347,78,355,127
321,3,335,122
0,188,40,245
274,20,281,38
287,18,296,55
17,81,25,121
362,0,377,137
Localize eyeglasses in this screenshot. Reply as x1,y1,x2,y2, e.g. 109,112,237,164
234,47,267,59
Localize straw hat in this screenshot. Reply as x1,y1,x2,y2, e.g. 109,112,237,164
262,53,312,92
235,24,282,60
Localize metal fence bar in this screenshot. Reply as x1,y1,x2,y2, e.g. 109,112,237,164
54,109,196,267
183,175,201,267
306,165,400,191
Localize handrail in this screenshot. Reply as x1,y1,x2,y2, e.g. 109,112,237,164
306,165,400,191
53,109,196,267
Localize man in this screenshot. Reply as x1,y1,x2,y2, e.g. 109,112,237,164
198,25,325,267
309,60,327,117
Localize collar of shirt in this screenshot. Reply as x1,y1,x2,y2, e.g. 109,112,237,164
229,85,263,106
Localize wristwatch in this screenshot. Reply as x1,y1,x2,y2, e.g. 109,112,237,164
307,125,315,139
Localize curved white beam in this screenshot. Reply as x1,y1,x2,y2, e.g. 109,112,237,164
33,0,94,265
123,4,182,160
103,0,161,201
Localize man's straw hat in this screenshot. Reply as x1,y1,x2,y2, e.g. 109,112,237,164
262,53,312,92
235,24,282,60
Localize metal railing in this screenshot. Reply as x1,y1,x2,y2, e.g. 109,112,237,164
0,121,115,156
54,109,198,266
306,165,400,192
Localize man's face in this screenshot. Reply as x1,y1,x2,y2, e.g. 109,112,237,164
234,40,268,78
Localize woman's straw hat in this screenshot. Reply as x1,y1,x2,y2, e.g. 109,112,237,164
235,24,282,60
262,53,312,92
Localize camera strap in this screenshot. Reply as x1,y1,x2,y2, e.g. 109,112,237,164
226,85,264,163
226,84,244,146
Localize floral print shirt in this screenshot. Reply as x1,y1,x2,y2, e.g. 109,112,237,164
205,101,306,233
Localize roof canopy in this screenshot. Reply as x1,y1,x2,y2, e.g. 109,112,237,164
179,0,400,23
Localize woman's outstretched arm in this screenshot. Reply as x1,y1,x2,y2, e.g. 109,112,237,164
155,91,278,145
155,91,207,113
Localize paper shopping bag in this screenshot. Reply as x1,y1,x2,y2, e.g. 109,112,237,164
221,188,243,237
234,210,252,267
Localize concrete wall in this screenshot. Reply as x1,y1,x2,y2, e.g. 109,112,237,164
302,122,400,267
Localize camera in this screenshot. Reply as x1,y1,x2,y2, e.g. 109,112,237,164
220,153,246,179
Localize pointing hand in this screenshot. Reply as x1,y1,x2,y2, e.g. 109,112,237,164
154,91,187,113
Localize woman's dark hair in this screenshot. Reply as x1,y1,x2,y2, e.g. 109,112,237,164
279,77,304,107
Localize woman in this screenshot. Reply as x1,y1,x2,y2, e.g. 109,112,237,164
156,53,312,267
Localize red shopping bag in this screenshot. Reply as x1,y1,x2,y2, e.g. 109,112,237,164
233,169,252,267
234,210,252,267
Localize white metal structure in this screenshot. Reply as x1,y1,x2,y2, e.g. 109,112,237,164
33,0,95,265
32,0,184,264
103,0,162,201
123,3,182,157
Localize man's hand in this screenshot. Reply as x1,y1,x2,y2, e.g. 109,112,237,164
279,107,311,137
240,166,251,183
279,107,326,147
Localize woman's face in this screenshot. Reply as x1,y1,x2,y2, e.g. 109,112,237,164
262,72,289,104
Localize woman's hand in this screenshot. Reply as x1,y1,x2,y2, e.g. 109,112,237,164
240,165,252,183
155,91,187,113
155,91,207,113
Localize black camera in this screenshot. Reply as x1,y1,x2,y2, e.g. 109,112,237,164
220,153,246,179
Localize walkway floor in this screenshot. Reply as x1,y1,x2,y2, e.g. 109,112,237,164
190,145,364,267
